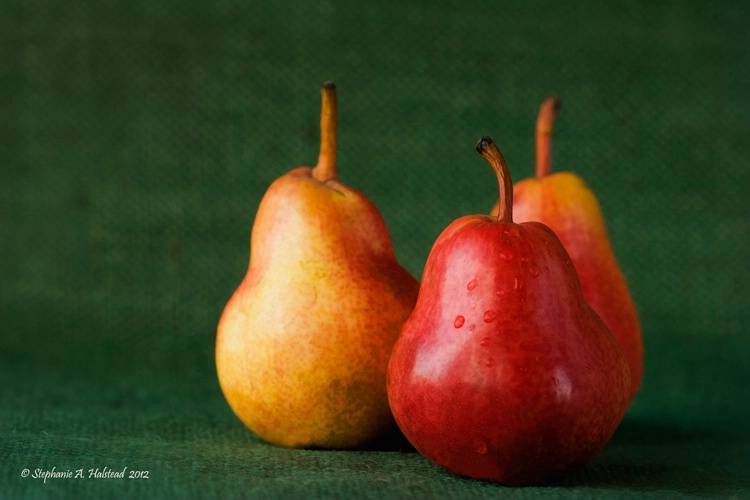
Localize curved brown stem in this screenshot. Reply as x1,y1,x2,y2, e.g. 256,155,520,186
476,136,513,223
312,81,338,182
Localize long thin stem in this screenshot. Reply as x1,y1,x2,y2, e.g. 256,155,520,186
535,97,562,178
476,136,513,223
312,81,338,182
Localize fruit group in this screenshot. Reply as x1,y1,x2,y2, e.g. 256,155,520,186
216,82,420,449
387,136,630,485
494,97,643,399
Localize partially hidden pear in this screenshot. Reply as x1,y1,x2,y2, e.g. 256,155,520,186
492,97,644,400
387,136,630,485
216,82,420,449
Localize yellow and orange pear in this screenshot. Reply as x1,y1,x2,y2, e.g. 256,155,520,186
216,82,420,449
491,97,643,400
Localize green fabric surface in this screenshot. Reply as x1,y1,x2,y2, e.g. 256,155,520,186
2,0,749,497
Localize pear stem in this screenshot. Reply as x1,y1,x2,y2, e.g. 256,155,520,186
535,97,562,178
312,81,338,182
476,136,513,223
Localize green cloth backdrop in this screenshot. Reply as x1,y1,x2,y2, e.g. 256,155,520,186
2,0,749,497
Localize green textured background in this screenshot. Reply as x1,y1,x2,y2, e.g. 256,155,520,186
2,0,749,497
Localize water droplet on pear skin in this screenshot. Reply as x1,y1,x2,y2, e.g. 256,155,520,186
502,230,511,244
529,265,540,277
475,438,488,454
499,250,513,261
483,310,496,323
467,279,478,291
479,337,490,346
454,315,465,328
513,276,523,291
485,357,496,368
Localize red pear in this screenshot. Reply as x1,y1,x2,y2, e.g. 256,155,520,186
492,98,643,399
387,136,630,485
